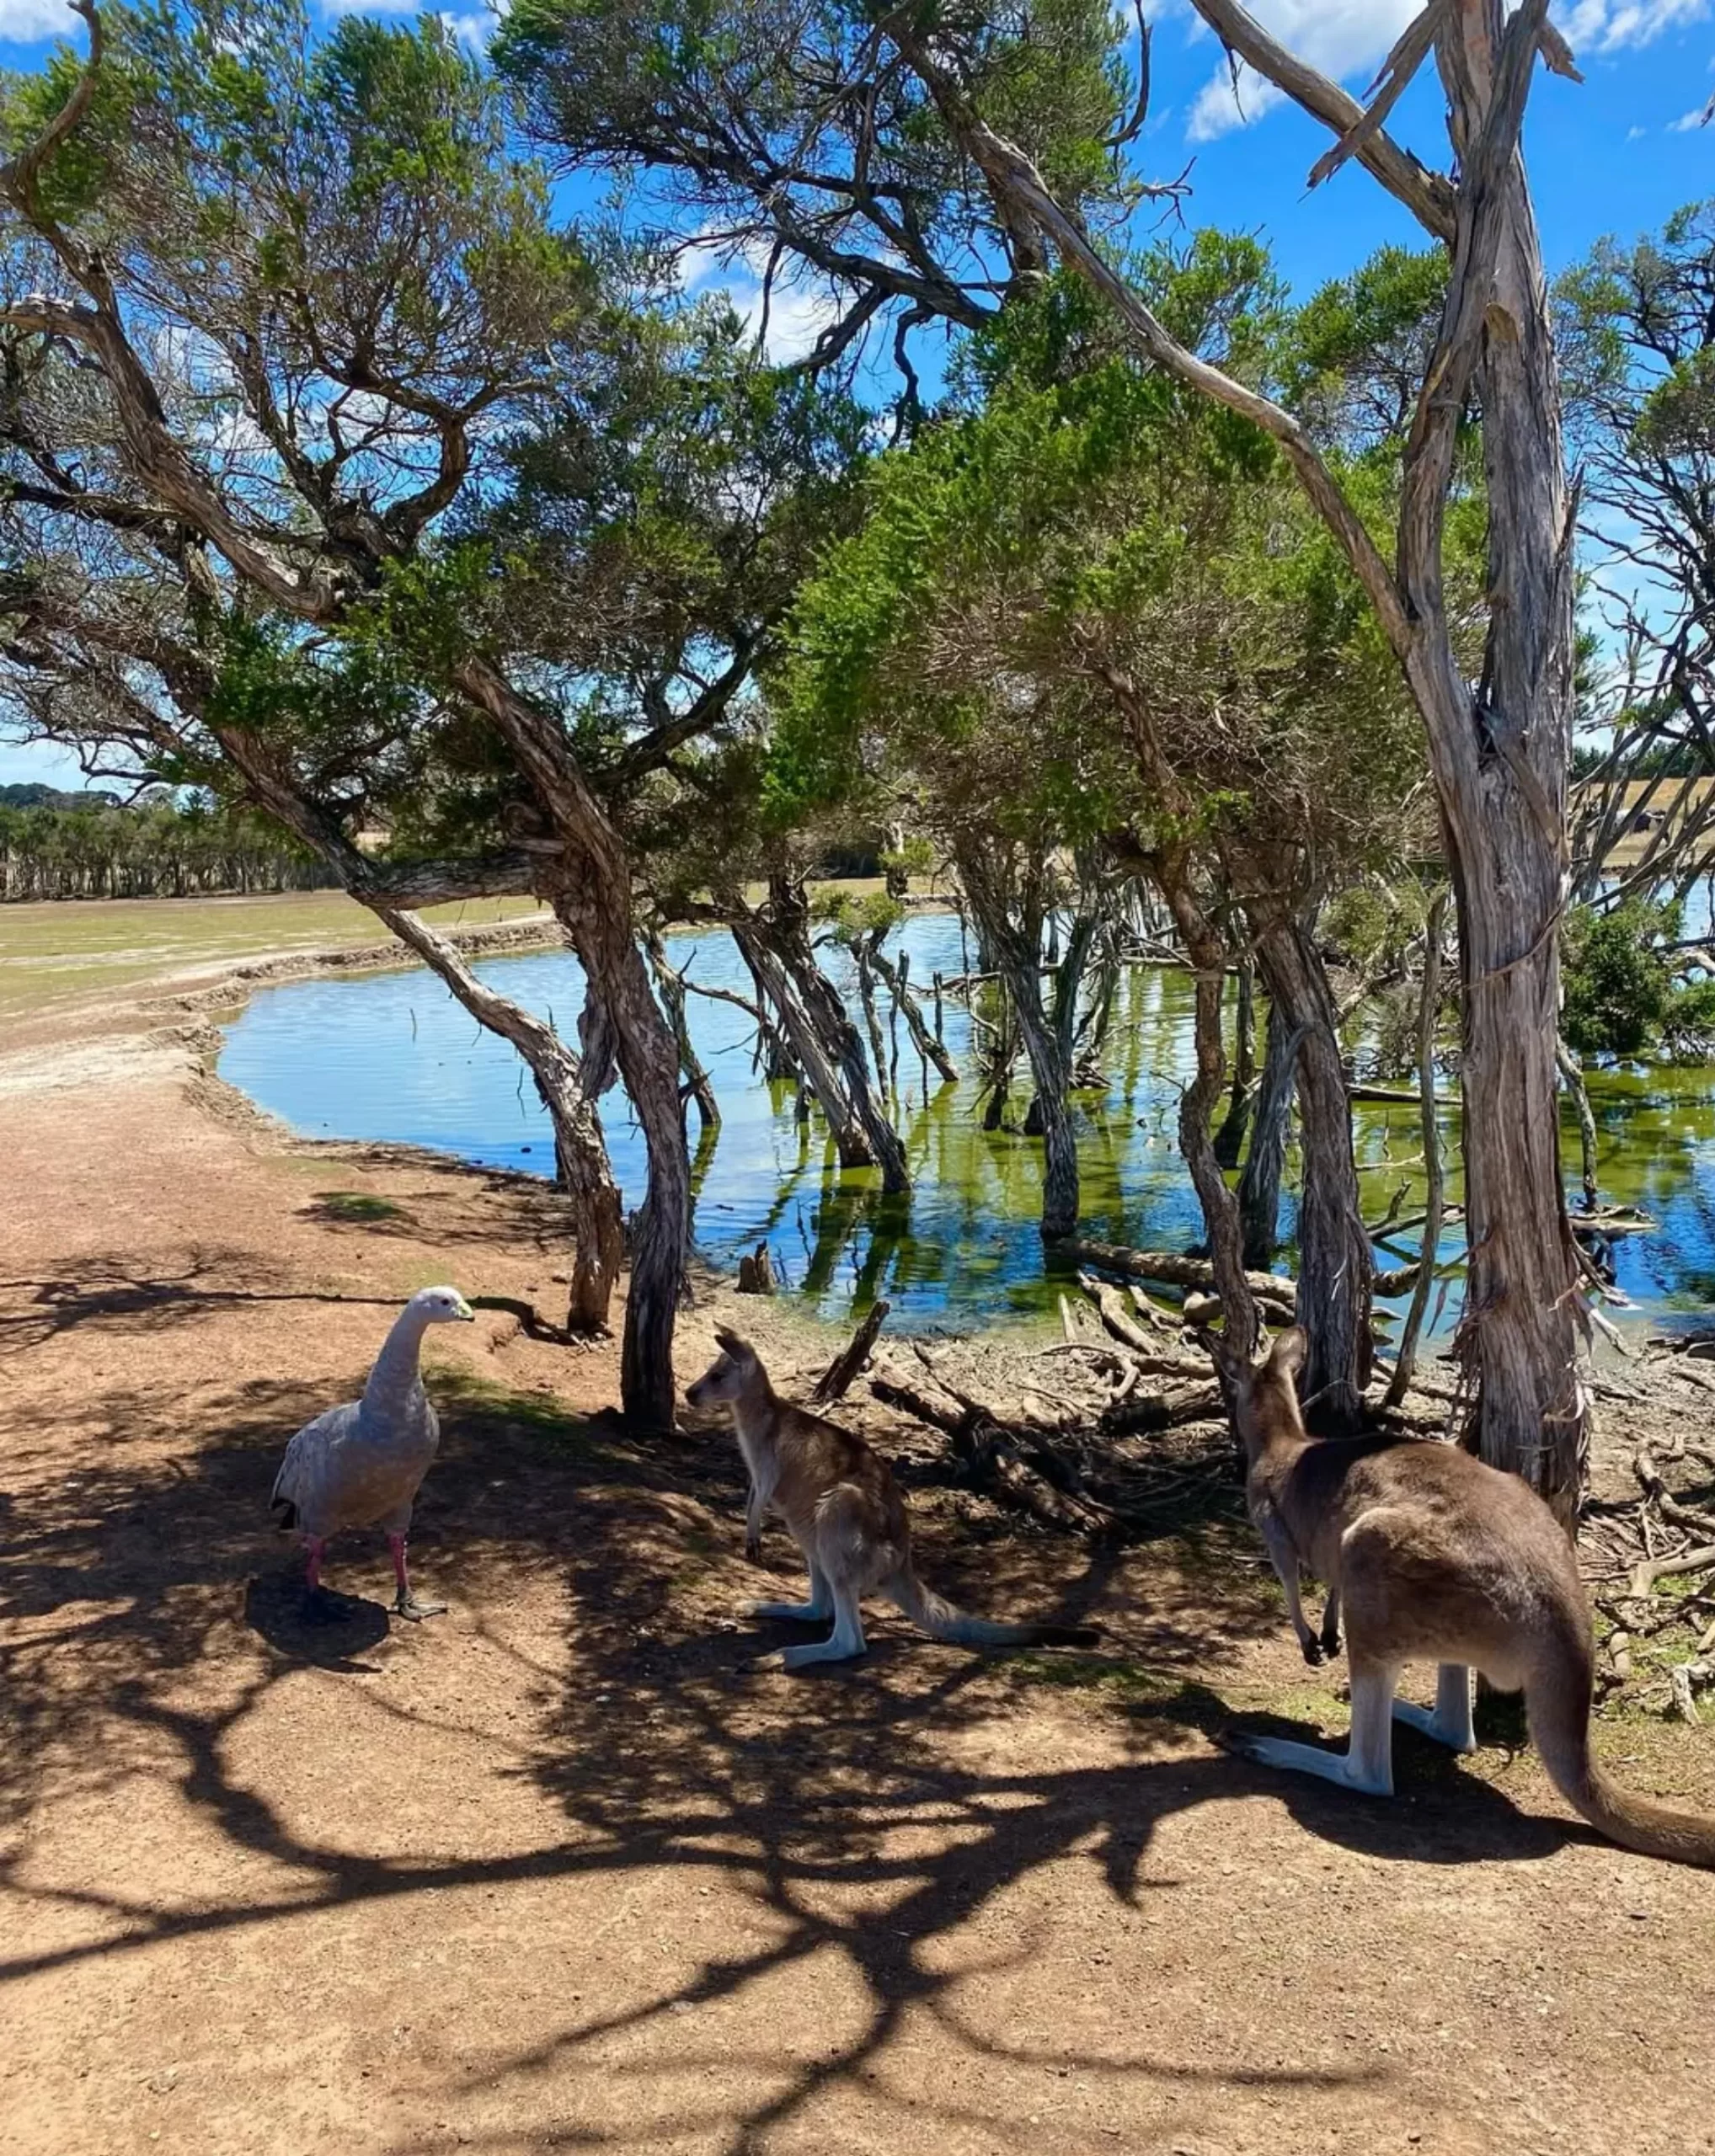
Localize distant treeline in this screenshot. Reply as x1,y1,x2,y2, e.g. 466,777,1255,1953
1571,740,1714,780
0,789,334,900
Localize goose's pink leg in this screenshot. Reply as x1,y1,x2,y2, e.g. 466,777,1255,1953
388,1533,446,1622
304,1536,328,1592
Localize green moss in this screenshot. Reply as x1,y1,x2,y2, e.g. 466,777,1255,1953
1005,1651,1176,1699
313,1190,406,1222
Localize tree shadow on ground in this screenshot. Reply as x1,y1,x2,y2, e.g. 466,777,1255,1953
0,1359,1586,2154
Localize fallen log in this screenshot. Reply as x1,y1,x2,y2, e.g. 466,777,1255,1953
812,1298,891,1404
1630,1544,1715,1599
1073,1275,1210,1379
1100,1382,1225,1434
1060,1239,1299,1318
870,1364,1119,1539
1568,1205,1658,1238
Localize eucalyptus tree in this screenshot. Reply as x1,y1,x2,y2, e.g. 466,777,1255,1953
0,0,859,1419
511,0,1595,1504
778,264,1423,1424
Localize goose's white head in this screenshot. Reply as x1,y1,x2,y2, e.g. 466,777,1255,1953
410,1285,477,1324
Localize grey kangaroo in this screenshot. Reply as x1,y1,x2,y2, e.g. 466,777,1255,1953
685,1328,1101,1669
1228,1326,1715,1867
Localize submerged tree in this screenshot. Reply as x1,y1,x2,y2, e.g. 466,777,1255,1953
507,0,1595,1502
779,266,1423,1422
0,0,860,1417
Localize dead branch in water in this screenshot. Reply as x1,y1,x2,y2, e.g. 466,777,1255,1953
812,1298,890,1403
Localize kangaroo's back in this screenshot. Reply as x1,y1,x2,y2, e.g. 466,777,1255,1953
770,1398,908,1545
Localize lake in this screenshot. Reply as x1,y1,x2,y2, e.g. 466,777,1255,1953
218,911,1715,1337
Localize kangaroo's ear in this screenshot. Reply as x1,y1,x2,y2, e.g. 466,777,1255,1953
1267,1326,1306,1381
713,1326,756,1363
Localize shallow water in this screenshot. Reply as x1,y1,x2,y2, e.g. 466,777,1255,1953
218,912,1715,1336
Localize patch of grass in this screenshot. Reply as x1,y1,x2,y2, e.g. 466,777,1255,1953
1005,1651,1178,1700
312,1190,407,1223
426,1370,644,1486
0,891,544,1018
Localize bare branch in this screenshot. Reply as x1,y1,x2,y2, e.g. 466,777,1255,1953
1307,1,1451,196
0,0,103,215
889,24,1412,659
1186,0,1456,242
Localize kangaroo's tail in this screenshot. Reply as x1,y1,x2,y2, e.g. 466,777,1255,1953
886,1565,1101,1649
1528,1617,1715,1869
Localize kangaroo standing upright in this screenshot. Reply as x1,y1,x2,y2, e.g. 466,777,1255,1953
685,1328,1100,1669
1228,1326,1715,1867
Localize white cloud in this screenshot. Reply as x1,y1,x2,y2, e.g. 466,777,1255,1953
678,233,841,365
1185,1,1419,142
1627,121,1649,136
1670,101,1711,125
1559,0,1709,51
1186,0,1712,143
437,8,494,45
0,0,86,44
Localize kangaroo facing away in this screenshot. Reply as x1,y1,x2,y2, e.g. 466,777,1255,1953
685,1328,1101,1669
1228,1326,1715,1867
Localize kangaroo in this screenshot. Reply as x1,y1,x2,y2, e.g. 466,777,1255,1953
684,1327,1102,1669
1225,1325,1715,1867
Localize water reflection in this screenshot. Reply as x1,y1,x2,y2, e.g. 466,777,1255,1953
217,911,1715,1335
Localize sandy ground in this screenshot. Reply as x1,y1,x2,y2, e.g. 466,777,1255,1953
3,928,1715,2156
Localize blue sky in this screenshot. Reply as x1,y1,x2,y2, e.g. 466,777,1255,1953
3,0,1712,788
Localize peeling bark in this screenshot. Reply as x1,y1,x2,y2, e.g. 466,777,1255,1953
1238,1000,1296,1272
1253,914,1373,1429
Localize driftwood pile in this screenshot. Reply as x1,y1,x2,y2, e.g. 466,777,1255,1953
1584,1331,1715,1724
808,1264,1241,1543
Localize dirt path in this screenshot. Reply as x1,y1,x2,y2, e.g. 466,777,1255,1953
2,963,1713,2156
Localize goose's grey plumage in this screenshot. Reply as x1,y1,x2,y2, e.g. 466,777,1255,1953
271,1284,475,1620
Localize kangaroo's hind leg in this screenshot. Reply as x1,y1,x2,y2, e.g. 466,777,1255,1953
1234,1657,1399,1797
780,1577,867,1669
748,1552,834,1624
1392,1662,1475,1752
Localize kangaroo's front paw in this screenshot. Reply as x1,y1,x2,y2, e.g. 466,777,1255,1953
1319,1617,1343,1660
744,1531,763,1564
1298,1630,1326,1667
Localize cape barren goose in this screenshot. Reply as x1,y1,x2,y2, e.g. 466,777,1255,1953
270,1285,475,1620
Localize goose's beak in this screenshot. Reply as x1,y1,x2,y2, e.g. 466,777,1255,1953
456,1297,476,1322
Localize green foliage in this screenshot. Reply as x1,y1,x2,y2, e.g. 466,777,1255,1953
1561,898,1691,1059
1284,246,1448,452
813,886,902,947
774,236,1421,886
496,0,1135,290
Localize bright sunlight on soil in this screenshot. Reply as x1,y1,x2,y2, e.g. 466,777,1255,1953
3,900,1713,2156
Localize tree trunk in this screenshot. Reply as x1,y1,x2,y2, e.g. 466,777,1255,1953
854,937,891,1102
1213,956,1257,1169
751,876,909,1193
1253,914,1372,1429
1556,1035,1599,1211
1386,890,1450,1406
644,930,720,1133
1238,1000,1295,1273
959,846,1078,1240
1153,857,1260,1361
552,888,687,1428
732,919,880,1173
376,908,622,1334
871,946,959,1082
